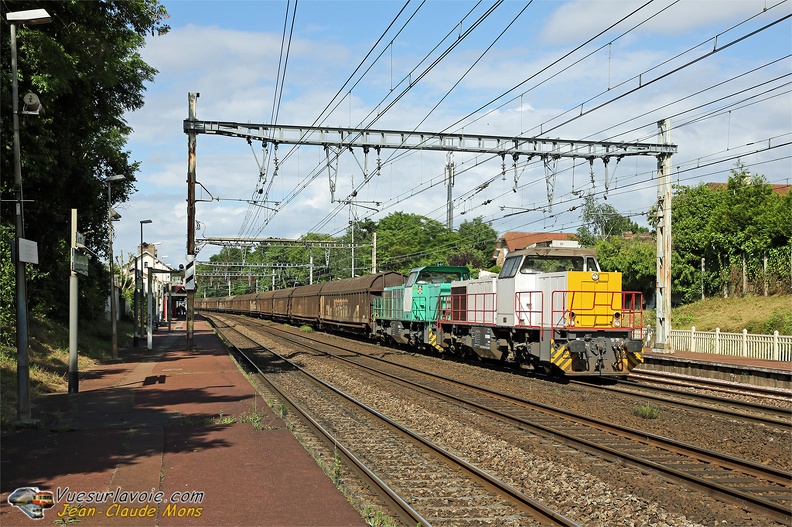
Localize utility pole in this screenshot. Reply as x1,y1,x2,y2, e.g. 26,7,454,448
185,93,198,348
371,232,377,274
655,119,673,352
445,152,455,230
69,209,79,393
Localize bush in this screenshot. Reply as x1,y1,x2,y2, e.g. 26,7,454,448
764,308,792,335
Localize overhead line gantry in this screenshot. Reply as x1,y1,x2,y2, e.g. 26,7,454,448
184,92,676,352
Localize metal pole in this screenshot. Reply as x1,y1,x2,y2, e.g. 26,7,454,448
10,21,32,421
139,223,144,339
69,209,79,393
372,232,377,274
147,272,153,350
108,183,118,359
132,256,138,347
137,220,152,345
186,93,199,349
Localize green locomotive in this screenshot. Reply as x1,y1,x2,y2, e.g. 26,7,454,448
372,265,470,350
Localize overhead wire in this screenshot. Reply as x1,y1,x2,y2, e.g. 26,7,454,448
217,2,789,269
268,1,510,235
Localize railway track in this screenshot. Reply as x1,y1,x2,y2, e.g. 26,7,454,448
215,314,792,525
575,377,792,427
207,314,580,527
628,369,792,400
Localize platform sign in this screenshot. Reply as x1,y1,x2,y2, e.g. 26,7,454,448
17,238,39,264
71,248,89,276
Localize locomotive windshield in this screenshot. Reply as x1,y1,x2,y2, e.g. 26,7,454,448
407,268,469,286
499,254,600,278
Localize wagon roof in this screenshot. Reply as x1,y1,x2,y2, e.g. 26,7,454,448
320,271,406,294
291,282,326,297
272,287,296,299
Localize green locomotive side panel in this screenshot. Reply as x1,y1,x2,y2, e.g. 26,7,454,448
373,266,470,323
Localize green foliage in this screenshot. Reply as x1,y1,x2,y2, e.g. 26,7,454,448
1,1,170,326
594,236,656,297
450,217,498,269
376,212,454,273
753,308,792,335
671,163,790,302
195,213,498,296
0,225,16,345
576,194,645,245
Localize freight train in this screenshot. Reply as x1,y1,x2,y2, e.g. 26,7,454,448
196,240,644,376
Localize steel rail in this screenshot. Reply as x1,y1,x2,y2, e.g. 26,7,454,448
205,317,430,527
243,317,792,524
207,314,581,527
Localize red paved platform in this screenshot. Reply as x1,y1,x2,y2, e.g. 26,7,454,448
1,320,364,527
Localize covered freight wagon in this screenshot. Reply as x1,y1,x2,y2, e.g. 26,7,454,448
320,272,406,333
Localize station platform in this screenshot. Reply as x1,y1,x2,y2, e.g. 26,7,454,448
0,320,365,527
639,348,792,390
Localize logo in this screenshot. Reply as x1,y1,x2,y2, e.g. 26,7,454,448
8,487,55,520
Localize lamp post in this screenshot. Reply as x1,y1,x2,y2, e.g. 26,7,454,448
106,175,125,359
135,219,152,347
7,8,52,423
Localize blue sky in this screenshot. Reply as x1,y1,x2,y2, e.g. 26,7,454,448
115,0,792,269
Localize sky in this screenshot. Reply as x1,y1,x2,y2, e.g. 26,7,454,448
115,0,792,271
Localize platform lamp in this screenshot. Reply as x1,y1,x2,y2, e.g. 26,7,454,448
8,8,52,423
135,219,152,347
106,175,125,359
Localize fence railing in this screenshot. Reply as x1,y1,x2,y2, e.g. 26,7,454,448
643,326,792,362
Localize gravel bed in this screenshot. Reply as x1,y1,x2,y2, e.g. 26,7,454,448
221,317,790,526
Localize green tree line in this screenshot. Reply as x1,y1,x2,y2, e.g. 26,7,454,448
583,164,791,304
197,215,499,297
2,2,789,347
1,0,169,345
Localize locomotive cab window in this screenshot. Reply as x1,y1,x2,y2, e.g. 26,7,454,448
414,270,468,285
585,257,600,272
499,256,521,278
518,256,583,274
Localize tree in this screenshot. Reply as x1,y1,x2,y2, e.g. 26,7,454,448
576,193,645,246
450,217,498,270
595,236,656,299
375,212,454,273
671,163,790,301
1,1,170,324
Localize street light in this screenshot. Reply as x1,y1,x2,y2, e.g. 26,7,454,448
135,219,152,347
8,8,52,423
106,175,125,359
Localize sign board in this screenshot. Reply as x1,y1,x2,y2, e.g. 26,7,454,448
18,238,39,264
184,255,196,291
72,248,89,276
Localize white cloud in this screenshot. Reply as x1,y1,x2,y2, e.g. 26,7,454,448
114,1,791,266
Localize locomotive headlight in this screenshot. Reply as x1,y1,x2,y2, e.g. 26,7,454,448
568,311,576,327
613,311,622,327
591,272,599,281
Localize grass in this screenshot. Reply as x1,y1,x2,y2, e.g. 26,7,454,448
633,402,660,419
647,294,791,334
0,316,134,427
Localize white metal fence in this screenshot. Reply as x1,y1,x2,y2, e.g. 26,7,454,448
643,326,792,362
